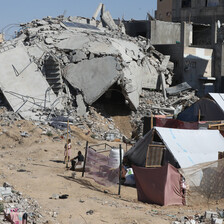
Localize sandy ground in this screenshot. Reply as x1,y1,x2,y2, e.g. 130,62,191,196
0,118,223,224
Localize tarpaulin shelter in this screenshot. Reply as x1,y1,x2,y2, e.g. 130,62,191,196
177,93,224,122
133,164,183,206
125,127,224,169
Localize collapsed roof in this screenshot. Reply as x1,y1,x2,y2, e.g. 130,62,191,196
0,10,174,120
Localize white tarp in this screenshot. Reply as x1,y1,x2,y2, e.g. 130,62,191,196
155,127,224,168
0,43,60,120
209,93,224,112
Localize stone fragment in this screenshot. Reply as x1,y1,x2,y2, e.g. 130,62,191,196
64,56,119,105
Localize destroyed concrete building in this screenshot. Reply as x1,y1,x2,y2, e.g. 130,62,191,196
124,17,224,97
0,6,185,140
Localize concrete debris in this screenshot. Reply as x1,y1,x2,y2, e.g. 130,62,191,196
166,82,192,96
64,56,119,105
0,8,197,141
0,183,47,224
172,210,224,224
131,89,199,138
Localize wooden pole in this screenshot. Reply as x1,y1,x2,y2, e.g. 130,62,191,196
65,118,69,168
118,144,122,195
151,114,154,130
82,141,89,177
198,109,201,122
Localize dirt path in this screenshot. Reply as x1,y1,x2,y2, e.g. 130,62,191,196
0,119,223,224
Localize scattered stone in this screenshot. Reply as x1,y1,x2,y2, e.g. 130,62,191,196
86,210,94,215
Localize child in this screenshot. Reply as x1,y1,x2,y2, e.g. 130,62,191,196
64,139,72,164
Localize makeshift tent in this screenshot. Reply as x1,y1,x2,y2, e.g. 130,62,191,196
133,164,183,206
177,93,224,122
179,158,224,204
125,127,224,168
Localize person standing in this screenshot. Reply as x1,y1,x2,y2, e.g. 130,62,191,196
64,139,72,164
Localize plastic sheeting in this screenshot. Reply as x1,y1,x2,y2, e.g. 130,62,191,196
177,97,224,122
179,159,224,204
85,148,119,186
133,164,183,206
156,127,224,168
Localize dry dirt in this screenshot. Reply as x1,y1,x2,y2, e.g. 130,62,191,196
0,116,223,224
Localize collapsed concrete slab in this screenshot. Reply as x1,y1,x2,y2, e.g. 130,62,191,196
0,43,60,120
63,56,120,105
55,33,90,51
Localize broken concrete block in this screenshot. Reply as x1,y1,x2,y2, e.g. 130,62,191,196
55,33,90,50
92,3,103,20
71,50,87,63
102,11,118,30
141,58,160,90
212,218,223,224
111,38,144,62
205,211,218,219
122,61,143,110
0,43,61,119
166,82,192,96
63,56,120,105
159,55,170,71
76,94,86,116
45,37,54,45
86,41,118,55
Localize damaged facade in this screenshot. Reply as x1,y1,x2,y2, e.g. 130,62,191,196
156,0,224,24
124,17,224,97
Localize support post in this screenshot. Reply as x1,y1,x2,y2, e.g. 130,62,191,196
65,118,69,168
82,141,89,177
118,144,122,195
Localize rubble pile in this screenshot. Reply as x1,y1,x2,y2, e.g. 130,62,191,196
131,89,199,137
172,210,224,224
0,10,197,140
0,183,46,224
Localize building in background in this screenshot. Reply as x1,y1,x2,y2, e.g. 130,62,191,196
156,0,224,24
172,0,224,24
156,0,173,22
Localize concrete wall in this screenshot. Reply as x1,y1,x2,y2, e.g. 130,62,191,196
156,0,173,22
155,44,182,84
183,47,214,96
123,20,149,38
172,0,224,24
150,20,181,45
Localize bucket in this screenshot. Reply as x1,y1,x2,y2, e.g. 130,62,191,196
108,148,124,168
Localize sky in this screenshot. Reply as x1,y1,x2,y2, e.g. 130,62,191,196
0,0,157,38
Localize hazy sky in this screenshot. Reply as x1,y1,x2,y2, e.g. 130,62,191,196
0,0,157,35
